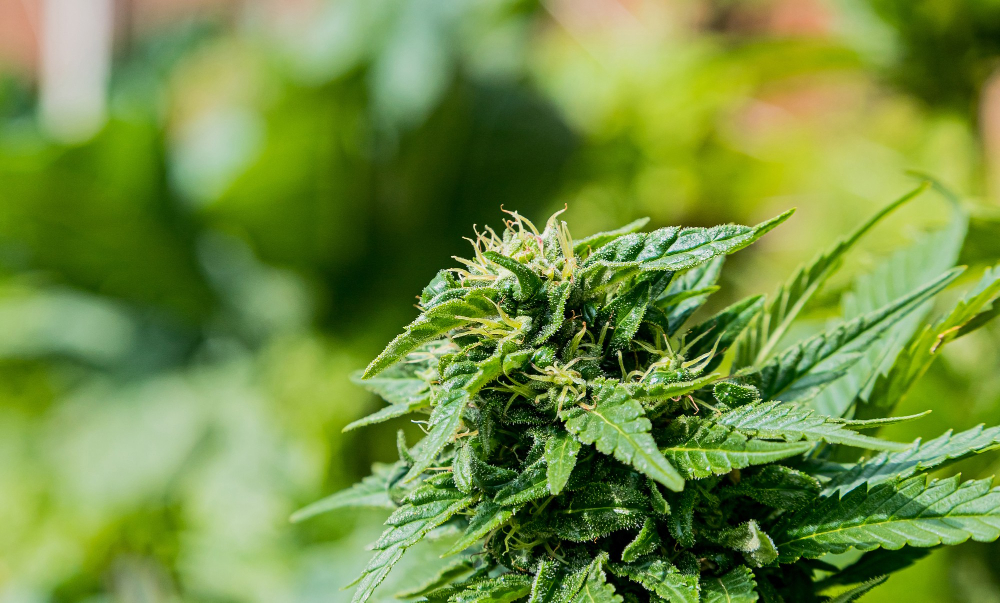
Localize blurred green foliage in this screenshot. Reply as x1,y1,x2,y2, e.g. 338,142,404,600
1,0,1000,601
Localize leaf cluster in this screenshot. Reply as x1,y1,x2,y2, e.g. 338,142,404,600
296,192,1000,603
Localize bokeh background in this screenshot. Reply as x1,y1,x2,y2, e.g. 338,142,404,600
2,0,1000,601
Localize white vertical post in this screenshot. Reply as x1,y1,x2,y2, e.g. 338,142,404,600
39,0,115,142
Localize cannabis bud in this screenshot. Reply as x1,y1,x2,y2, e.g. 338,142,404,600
295,189,1000,603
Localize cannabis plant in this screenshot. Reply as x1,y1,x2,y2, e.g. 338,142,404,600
294,187,1000,602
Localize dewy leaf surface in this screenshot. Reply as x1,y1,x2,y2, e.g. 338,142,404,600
545,430,582,495
562,381,684,491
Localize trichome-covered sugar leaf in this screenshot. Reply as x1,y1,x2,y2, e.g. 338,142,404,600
446,573,535,603
700,565,759,603
572,555,622,603
621,517,662,562
724,465,820,511
396,559,476,598
545,430,582,495
609,558,700,602
290,461,402,522
364,289,500,378
707,520,779,567
530,558,590,603
773,474,1000,562
755,267,962,402
659,420,813,479
402,389,469,482
716,401,911,451
445,501,515,556
484,251,544,301
573,218,651,256
821,424,1000,496
562,380,684,491
351,476,472,603
551,480,650,541
659,255,725,335
534,281,573,345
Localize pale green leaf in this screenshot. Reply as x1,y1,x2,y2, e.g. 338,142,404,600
609,558,699,603
545,430,582,496
290,462,401,522
701,566,759,603
659,421,812,479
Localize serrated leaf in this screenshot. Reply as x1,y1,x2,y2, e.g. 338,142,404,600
290,462,402,522
621,517,662,562
494,458,549,507
403,389,468,483
755,268,961,402
364,290,500,378
735,185,926,369
395,559,475,598
530,559,590,603
445,573,535,603
574,218,652,256
552,480,650,541
811,211,968,417
484,251,543,301
668,487,697,547
823,576,888,603
534,281,573,345
445,501,515,556
545,430,582,495
717,401,910,452
607,281,652,350
701,566,759,603
662,256,725,335
821,424,1000,496
659,421,812,479
572,555,622,603
562,380,684,491
351,477,473,603
684,295,765,372
630,371,720,406
726,465,820,511
855,264,1000,421
647,478,672,516
609,558,699,603
346,366,434,431
773,474,1000,562
816,547,931,590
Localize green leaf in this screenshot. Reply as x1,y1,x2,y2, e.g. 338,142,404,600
811,211,968,417
351,476,473,603
708,520,779,567
346,365,434,431
290,461,401,522
621,517,662,562
821,424,1000,496
484,251,543,301
772,474,1000,562
701,566,759,603
583,211,793,276
445,501,515,556
530,559,590,603
609,558,699,602
726,465,820,511
661,256,725,335
659,421,812,479
855,264,1000,421
445,573,535,603
572,555,623,603
668,488,697,547
684,295,765,371
562,380,684,491
402,389,468,483
817,547,931,590
735,185,926,369
534,281,573,345
395,559,476,598
630,371,720,406
823,576,888,603
755,267,962,402
574,218,652,256
717,401,911,452
545,430,582,495
364,290,499,378
607,280,652,351
647,478,672,516
551,480,650,541
494,458,549,507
